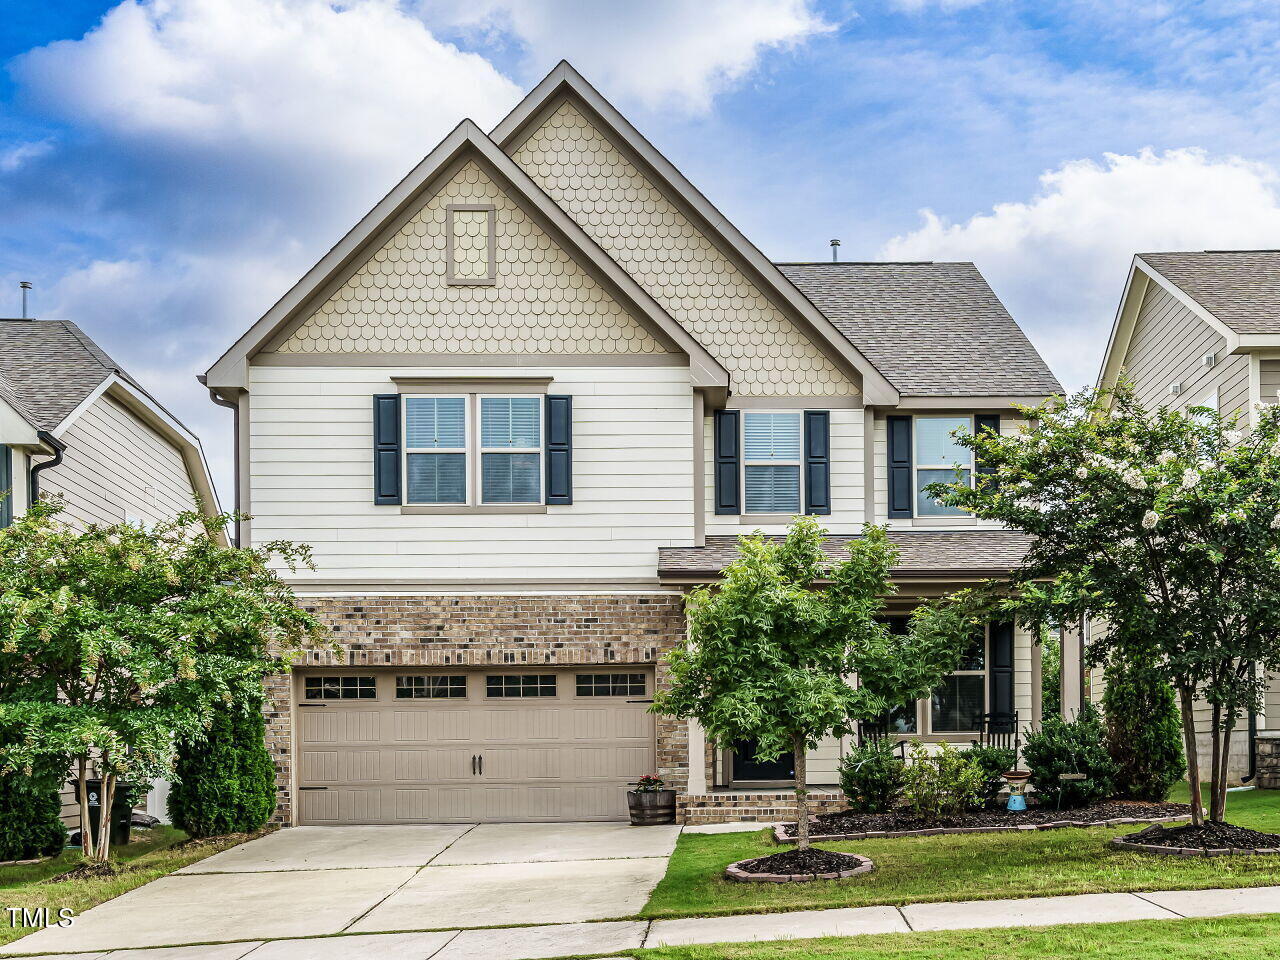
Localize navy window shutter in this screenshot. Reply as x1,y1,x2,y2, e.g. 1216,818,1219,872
373,394,402,505
713,410,741,515
887,415,913,518
545,395,573,505
989,621,1015,724
803,410,831,515
974,414,1000,484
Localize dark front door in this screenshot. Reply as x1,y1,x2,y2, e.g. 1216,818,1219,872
731,740,795,782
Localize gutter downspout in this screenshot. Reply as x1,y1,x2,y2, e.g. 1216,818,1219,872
207,389,239,547
29,430,66,503
1244,664,1259,784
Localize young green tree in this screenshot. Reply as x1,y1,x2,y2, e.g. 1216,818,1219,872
0,502,325,863
930,385,1280,824
654,518,973,849
1102,646,1186,802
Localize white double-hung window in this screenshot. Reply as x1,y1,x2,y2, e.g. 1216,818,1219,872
914,415,973,517
743,412,802,514
404,396,468,504
403,394,543,505
480,395,542,504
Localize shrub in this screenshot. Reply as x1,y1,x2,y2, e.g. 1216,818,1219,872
902,741,985,820
966,745,1017,808
1023,703,1118,808
169,700,277,838
838,740,906,813
0,768,66,861
1040,631,1062,720
1102,654,1185,801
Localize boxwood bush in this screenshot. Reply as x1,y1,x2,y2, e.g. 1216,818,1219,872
168,701,277,838
838,740,906,813
0,765,67,861
1023,703,1118,808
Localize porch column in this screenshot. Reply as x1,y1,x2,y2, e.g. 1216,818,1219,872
1060,619,1085,719
687,718,707,793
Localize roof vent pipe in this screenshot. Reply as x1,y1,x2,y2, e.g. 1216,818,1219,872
830,239,840,263
19,281,32,319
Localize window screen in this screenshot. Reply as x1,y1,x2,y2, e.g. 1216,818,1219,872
915,416,971,517
743,412,801,513
405,397,467,504
480,397,541,503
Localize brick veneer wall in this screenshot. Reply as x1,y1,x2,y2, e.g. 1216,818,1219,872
264,591,687,825
679,791,848,825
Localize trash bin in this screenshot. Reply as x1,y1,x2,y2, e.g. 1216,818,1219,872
72,779,133,849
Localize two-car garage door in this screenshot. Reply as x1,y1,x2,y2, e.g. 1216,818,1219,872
294,667,655,824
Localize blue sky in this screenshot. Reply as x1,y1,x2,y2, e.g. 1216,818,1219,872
5,0,1280,497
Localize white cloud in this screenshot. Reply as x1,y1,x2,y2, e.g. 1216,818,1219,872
0,139,54,172
12,0,522,175
425,0,831,111
881,148,1280,390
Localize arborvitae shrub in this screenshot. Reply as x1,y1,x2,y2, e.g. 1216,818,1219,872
0,764,67,860
168,701,276,838
1102,654,1186,802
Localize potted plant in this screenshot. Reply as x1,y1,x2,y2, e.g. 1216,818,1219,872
627,775,676,825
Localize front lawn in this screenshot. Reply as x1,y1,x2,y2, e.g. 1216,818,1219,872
643,786,1280,920
0,826,258,947
638,913,1280,959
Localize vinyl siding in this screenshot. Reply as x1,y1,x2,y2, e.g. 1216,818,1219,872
1259,359,1280,406
703,407,864,535
41,393,199,530
248,363,696,581
1122,285,1249,417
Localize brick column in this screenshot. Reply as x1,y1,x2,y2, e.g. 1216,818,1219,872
1256,732,1280,789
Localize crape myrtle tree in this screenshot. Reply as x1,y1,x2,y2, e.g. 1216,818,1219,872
930,384,1280,825
0,501,326,863
654,518,974,849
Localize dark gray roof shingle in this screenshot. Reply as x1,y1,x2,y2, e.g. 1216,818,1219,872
775,261,1062,397
659,529,1034,578
1138,251,1280,335
0,319,126,430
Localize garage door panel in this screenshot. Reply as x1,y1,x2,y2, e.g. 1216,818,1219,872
296,668,654,824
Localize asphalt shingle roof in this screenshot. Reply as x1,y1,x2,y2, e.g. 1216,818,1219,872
1138,251,1280,335
0,319,126,430
658,529,1034,579
775,262,1062,398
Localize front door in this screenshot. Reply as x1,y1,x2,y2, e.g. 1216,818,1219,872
731,739,795,783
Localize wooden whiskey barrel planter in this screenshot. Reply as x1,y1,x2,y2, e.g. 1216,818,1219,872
628,789,677,825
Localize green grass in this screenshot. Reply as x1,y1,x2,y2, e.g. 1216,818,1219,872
0,826,258,946
642,786,1280,920
637,913,1280,959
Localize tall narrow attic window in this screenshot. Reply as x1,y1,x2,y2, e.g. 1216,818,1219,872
446,204,496,285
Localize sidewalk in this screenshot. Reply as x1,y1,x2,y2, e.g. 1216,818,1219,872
14,885,1280,959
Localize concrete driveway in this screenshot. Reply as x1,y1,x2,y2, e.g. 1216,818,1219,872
5,822,680,958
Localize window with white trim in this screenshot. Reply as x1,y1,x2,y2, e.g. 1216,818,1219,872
480,396,542,504
914,415,973,517
929,628,987,732
404,396,467,504
742,412,802,513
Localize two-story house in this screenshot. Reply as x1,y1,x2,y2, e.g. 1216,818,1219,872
1097,250,1280,781
203,62,1062,827
0,313,222,823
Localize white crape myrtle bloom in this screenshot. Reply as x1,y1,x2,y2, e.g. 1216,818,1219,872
1225,430,1244,445
1271,514,1280,530
1142,510,1160,530
1181,469,1200,490
1122,468,1147,490
1157,450,1177,465
1075,466,1089,479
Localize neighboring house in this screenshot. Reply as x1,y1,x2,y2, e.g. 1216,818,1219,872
203,62,1063,827
0,315,222,823
1097,250,1280,780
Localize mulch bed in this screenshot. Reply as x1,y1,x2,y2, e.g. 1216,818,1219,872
1111,820,1280,857
776,800,1193,843
727,847,874,883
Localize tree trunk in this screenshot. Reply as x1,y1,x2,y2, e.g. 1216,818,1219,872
1178,685,1204,826
95,773,116,864
1209,702,1223,822
76,757,94,861
1215,714,1237,823
793,731,810,851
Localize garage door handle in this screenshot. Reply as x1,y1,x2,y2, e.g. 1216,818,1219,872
627,699,654,704
299,787,328,791
297,703,327,708
471,755,477,776
478,755,483,775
